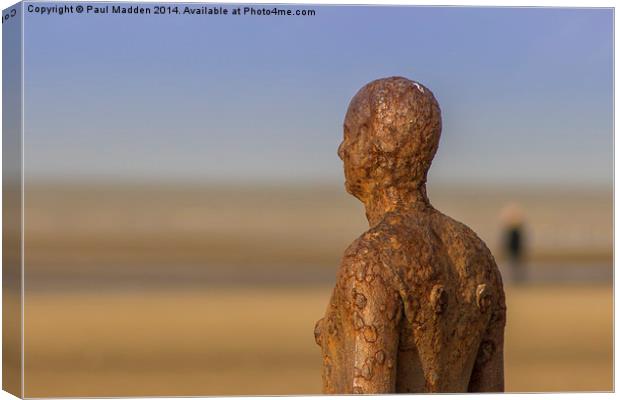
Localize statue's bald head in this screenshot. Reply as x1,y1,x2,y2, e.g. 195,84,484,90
339,76,442,200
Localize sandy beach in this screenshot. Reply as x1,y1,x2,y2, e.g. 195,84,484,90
23,283,612,397
19,183,613,396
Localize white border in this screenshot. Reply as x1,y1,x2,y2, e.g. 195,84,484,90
0,1,615,400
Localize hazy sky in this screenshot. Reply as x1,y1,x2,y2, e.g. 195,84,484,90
23,5,613,187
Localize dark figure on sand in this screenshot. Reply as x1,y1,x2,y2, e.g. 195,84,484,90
314,77,506,394
501,203,527,283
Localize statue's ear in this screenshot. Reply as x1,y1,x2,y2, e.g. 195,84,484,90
373,125,398,153
355,122,372,150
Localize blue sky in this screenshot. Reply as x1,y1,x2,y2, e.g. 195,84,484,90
23,5,613,187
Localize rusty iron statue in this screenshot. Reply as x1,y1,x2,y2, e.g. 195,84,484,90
314,77,506,394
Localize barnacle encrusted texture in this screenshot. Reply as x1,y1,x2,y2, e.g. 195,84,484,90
316,77,506,393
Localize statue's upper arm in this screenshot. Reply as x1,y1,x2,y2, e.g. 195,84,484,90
339,240,403,394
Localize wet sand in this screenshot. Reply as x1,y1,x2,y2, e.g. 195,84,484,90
24,184,612,272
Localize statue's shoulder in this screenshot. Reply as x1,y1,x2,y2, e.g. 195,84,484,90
431,210,503,291
432,210,495,260
336,223,401,287
341,222,394,261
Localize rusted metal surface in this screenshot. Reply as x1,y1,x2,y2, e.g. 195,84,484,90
315,77,506,394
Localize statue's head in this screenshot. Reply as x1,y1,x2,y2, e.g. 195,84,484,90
338,77,442,202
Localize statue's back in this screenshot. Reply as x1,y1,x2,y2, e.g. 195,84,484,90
383,209,506,392
316,208,506,393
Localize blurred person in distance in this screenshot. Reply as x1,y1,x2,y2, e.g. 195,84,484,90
500,203,526,284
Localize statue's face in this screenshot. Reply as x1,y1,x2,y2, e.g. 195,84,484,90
338,106,371,199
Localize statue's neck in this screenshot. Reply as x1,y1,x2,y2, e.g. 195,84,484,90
363,184,432,227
